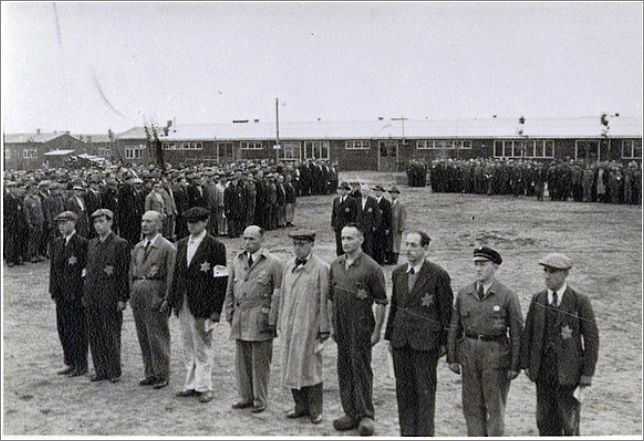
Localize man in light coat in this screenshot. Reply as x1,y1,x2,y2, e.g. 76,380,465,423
278,229,330,424
129,210,177,390
225,225,283,413
387,186,407,265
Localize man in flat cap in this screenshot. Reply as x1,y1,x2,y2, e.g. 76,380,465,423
49,211,88,377
84,209,131,383
384,230,453,436
521,253,599,436
447,246,524,436
331,182,358,256
386,186,406,265
3,181,28,267
129,210,177,390
24,182,45,263
168,206,227,403
371,185,392,265
225,225,283,413
65,182,89,238
278,230,330,424
355,183,381,261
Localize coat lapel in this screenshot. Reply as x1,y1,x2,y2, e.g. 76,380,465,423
405,262,432,304
188,236,209,271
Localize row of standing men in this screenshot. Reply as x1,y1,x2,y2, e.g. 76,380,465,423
48,205,598,437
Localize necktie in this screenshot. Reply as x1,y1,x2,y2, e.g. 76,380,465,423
248,253,253,268
295,258,307,267
551,291,558,306
144,240,151,258
478,284,485,301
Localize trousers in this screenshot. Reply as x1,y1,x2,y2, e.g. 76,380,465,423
56,298,88,370
235,340,273,407
179,297,215,392
131,287,171,380
292,382,323,417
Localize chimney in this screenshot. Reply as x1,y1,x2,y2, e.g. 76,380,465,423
254,119,260,123
36,128,41,135
233,120,249,124
492,115,497,118
173,117,177,133
377,117,384,120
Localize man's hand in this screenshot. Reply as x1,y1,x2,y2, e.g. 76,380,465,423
507,370,520,380
209,312,221,323
116,301,127,312
448,363,461,375
370,331,381,347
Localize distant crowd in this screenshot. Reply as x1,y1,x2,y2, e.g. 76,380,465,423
428,158,642,205
3,159,338,266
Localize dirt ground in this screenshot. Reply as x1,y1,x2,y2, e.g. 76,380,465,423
2,171,642,437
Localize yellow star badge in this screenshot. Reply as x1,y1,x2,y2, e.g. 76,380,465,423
421,293,434,307
200,261,211,272
68,255,77,265
355,288,368,300
104,265,114,276
561,325,573,340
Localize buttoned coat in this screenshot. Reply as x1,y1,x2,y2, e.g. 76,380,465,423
355,196,382,233
224,249,283,342
520,287,599,386
144,191,166,215
49,232,88,302
168,234,227,319
391,199,407,253
331,195,358,231
83,232,131,308
384,260,453,351
128,235,177,309
278,254,331,389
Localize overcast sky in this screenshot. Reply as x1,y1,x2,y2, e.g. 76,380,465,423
1,2,642,134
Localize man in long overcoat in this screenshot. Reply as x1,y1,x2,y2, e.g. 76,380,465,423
278,230,330,424
387,186,406,264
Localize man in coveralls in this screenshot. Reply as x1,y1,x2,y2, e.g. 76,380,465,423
329,223,387,436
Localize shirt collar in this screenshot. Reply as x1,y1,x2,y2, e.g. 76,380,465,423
64,231,76,242
145,233,160,247
344,251,363,268
406,259,424,274
548,283,568,305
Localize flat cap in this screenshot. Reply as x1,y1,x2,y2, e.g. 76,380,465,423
288,229,316,242
72,183,84,190
473,246,502,265
388,185,401,194
338,181,351,190
539,253,573,270
183,206,210,222
38,180,51,188
90,208,113,220
54,211,78,222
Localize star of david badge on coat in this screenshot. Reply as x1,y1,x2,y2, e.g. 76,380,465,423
104,265,114,275
68,255,77,265
355,288,368,300
200,261,211,272
148,265,158,277
561,325,573,340
421,293,434,307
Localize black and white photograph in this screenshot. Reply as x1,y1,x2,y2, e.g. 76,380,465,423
1,1,642,438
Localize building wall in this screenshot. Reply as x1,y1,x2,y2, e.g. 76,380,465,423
4,134,88,170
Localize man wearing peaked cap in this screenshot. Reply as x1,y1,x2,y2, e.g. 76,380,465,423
521,253,599,436
49,208,88,377
448,246,523,436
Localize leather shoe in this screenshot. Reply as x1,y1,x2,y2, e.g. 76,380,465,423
310,414,323,425
333,415,358,431
139,376,157,386
358,417,375,436
176,389,198,397
90,375,107,382
109,376,121,383
251,404,266,413
152,378,169,389
286,408,308,419
198,391,214,403
57,366,74,375
67,368,87,377
231,401,253,409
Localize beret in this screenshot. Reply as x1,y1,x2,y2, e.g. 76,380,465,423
539,253,573,270
54,211,78,222
183,206,210,222
473,246,502,265
288,229,316,242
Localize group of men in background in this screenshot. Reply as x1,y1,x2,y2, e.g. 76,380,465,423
428,158,642,204
3,159,340,267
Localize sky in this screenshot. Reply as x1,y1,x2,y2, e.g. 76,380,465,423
1,2,642,135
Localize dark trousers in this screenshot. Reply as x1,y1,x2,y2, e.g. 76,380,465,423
337,334,374,421
86,305,123,379
392,346,438,436
372,230,386,265
292,382,323,417
536,382,580,436
56,299,88,370
334,230,344,256
361,232,374,260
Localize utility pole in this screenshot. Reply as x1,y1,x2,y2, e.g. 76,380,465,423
391,116,408,144
275,97,280,163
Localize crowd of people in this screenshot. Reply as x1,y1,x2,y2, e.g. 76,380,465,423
3,158,339,266
428,158,642,204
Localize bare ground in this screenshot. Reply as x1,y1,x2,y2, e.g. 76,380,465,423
3,171,642,437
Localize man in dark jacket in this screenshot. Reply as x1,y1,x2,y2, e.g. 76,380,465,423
384,231,453,436
84,209,131,383
355,183,381,260
168,206,227,403
331,182,358,256
224,172,248,238
371,185,392,265
49,211,88,377
521,253,599,436
3,181,28,266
